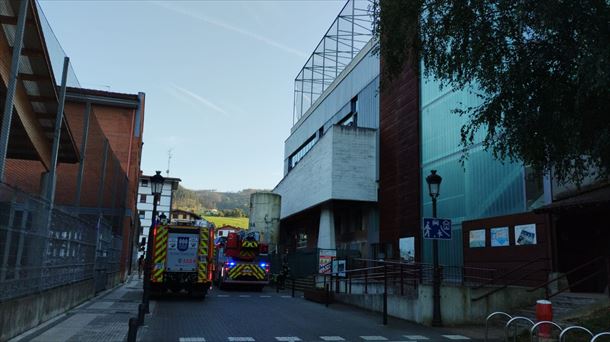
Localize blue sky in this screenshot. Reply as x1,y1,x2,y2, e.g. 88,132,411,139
38,0,346,191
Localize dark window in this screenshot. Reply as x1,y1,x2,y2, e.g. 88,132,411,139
142,179,149,187
288,134,318,171
297,233,308,249
139,194,147,203
138,210,145,219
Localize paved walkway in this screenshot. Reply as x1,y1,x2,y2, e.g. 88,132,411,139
11,275,144,342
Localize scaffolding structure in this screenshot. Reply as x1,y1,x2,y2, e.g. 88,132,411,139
293,0,375,125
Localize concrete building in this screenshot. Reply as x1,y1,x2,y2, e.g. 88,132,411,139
273,0,380,259
137,174,180,245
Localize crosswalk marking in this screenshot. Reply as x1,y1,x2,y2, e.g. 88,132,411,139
403,336,429,340
228,338,255,341
360,337,388,341
275,337,301,341
319,337,346,341
217,294,230,297
281,295,291,298
260,295,272,298
239,295,251,298
179,338,206,342
442,335,470,340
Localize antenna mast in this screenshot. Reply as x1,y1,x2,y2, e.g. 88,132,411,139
166,148,173,177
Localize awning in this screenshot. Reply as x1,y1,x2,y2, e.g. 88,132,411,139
534,185,610,213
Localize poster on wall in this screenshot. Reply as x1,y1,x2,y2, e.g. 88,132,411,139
515,224,537,245
491,227,510,247
469,229,486,248
399,237,415,262
319,249,336,274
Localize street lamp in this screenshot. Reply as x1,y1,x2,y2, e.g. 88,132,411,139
143,171,164,313
426,169,442,327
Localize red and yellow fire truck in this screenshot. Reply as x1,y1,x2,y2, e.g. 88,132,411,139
214,231,270,290
149,219,214,298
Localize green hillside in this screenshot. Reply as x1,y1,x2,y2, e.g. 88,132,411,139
203,216,249,229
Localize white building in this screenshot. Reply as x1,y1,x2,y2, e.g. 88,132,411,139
137,174,181,246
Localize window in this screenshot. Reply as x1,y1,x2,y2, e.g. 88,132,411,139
138,210,145,219
288,134,318,171
339,96,359,127
142,179,149,187
297,233,308,249
139,194,147,203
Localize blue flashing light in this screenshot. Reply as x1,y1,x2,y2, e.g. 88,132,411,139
260,263,267,268
228,262,236,267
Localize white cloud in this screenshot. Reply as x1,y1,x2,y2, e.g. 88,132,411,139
168,83,227,116
155,2,307,58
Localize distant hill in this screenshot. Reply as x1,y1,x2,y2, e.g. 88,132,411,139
173,186,267,216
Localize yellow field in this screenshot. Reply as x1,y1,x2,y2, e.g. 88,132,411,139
203,216,249,229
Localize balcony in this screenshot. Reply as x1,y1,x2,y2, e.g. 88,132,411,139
274,125,377,219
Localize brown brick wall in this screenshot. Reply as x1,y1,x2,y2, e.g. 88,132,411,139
379,61,421,260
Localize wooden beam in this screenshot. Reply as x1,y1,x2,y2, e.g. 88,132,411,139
9,47,44,57
0,24,51,170
0,15,34,26
28,95,56,103
18,73,47,82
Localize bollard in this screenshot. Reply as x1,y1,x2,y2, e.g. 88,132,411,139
400,264,404,296
325,283,330,307
364,269,368,294
535,300,553,338
138,303,145,326
127,317,138,342
291,278,295,298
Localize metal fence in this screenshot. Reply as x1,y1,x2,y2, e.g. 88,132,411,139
0,182,121,302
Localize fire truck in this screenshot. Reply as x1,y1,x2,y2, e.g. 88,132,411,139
214,230,270,290
149,219,214,298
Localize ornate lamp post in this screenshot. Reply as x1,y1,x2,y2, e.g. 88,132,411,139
426,169,443,327
142,171,164,313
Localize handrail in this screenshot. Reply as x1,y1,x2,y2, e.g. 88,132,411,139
475,257,548,290
559,326,593,342
472,267,550,302
530,321,562,342
548,269,605,299
528,256,606,294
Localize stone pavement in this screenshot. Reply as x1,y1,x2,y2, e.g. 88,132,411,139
10,275,145,342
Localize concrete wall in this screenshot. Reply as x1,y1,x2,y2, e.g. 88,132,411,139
0,279,95,341
333,283,545,325
248,192,281,246
275,126,377,219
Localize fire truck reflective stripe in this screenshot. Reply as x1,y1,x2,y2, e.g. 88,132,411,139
242,240,258,248
197,229,209,283
228,264,265,280
152,226,168,282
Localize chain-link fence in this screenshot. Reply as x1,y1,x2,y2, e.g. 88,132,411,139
0,182,121,302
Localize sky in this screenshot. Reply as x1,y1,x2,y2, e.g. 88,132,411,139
38,0,347,192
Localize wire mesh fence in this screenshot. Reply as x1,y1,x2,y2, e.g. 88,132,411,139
0,182,121,302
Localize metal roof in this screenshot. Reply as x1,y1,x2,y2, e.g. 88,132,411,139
0,0,79,164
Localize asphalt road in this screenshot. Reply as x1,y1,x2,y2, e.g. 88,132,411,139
138,286,478,342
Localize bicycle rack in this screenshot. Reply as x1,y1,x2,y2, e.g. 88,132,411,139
505,316,535,342
591,332,610,342
559,326,593,342
485,312,512,342
530,321,562,342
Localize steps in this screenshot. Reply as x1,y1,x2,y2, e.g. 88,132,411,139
289,276,316,292
515,292,610,325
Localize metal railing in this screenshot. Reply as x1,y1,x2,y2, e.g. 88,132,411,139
0,182,121,302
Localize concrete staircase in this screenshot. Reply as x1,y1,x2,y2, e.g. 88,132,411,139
515,292,610,324
289,276,316,292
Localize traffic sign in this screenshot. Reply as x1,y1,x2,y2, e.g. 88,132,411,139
423,218,452,240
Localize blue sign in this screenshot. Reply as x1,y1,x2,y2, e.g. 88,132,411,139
423,218,452,240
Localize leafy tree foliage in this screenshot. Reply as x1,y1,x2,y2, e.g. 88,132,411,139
373,0,610,184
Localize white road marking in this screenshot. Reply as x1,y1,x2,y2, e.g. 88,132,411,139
179,338,206,342
281,295,291,298
228,338,255,341
442,335,470,340
217,294,230,297
403,336,429,340
239,295,251,298
275,337,301,341
260,295,272,298
320,337,346,341
360,337,388,341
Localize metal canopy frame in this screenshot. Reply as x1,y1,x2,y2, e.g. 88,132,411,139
293,0,374,125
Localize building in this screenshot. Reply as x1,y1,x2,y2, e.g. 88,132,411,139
137,174,181,245
273,0,380,259
0,2,146,339
171,209,211,227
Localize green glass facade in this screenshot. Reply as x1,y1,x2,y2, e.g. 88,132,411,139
420,77,527,266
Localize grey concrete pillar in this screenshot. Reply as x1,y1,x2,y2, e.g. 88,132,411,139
317,203,336,249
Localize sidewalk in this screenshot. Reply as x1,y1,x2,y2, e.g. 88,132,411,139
10,275,144,342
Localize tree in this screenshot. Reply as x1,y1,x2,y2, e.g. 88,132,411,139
373,0,610,184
